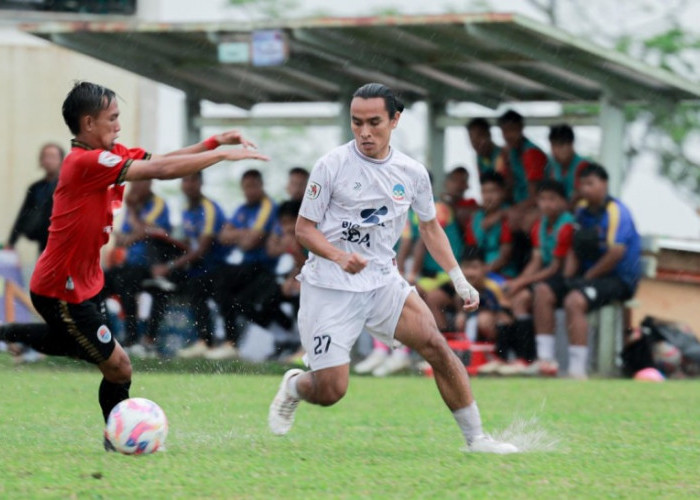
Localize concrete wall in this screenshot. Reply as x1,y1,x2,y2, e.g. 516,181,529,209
631,278,700,332
0,31,143,271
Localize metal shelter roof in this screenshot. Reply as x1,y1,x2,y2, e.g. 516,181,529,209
21,12,700,109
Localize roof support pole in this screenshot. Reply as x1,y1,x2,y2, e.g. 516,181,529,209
596,91,626,377
185,94,201,146
598,92,626,198
427,100,446,197
339,88,353,143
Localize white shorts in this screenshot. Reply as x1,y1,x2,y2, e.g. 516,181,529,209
298,273,415,371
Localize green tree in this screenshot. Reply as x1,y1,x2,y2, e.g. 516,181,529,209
523,0,700,196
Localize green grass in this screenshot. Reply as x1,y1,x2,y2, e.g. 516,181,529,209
1,355,699,499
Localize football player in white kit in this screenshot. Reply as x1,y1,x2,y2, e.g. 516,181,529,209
269,83,517,454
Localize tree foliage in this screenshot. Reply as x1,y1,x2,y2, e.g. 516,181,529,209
523,0,700,197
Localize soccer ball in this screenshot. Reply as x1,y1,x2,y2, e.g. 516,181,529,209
104,398,168,455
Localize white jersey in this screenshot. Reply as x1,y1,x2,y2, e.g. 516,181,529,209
299,140,436,292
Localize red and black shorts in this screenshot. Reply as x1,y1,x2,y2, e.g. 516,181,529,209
30,291,116,364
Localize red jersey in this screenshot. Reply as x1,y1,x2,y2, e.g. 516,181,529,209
31,140,149,303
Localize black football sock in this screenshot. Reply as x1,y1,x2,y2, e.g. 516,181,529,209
513,318,536,362
495,324,513,361
0,323,70,355
1,323,47,343
99,378,131,423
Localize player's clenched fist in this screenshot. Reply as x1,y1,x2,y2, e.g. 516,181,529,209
335,252,367,274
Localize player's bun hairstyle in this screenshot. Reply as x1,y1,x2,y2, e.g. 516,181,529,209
466,117,491,133
537,179,567,199
479,170,506,189
62,81,117,136
497,109,524,127
548,123,575,144
353,83,405,119
461,245,486,263
578,162,609,181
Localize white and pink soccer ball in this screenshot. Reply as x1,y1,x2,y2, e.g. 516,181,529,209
104,398,168,455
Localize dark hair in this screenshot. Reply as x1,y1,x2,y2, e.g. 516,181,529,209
242,169,263,182
479,170,506,189
466,117,491,133
62,81,117,136
352,83,405,119
549,124,575,144
449,166,468,177
40,142,65,161
461,246,485,263
278,200,301,219
288,167,309,177
537,179,567,199
578,162,608,181
497,109,524,127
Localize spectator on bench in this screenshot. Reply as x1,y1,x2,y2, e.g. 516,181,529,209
105,180,172,356
546,124,589,206
498,110,548,273
166,173,228,359
286,166,310,203
463,171,516,279
452,248,512,368
528,163,641,378
266,200,306,361
466,117,507,177
212,169,278,360
496,179,575,375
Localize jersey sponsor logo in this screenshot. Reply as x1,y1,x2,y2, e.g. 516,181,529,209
97,325,112,344
354,182,362,191
65,276,75,291
360,206,388,225
98,151,123,168
306,182,321,199
392,184,406,201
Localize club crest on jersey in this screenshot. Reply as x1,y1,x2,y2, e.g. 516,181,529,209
392,184,406,201
98,151,122,168
306,182,321,199
97,325,112,344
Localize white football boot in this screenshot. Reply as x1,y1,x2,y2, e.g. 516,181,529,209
468,434,519,454
269,368,304,436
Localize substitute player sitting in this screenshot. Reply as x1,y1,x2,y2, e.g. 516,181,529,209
0,81,268,440
268,83,517,454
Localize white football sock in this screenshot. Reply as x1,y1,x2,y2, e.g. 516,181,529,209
453,401,484,445
536,334,555,361
568,346,589,377
286,372,302,399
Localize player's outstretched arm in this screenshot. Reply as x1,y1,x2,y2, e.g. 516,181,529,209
157,130,256,157
296,216,367,274
418,218,479,312
125,148,269,182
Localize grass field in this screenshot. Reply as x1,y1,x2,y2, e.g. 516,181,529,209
1,355,699,499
